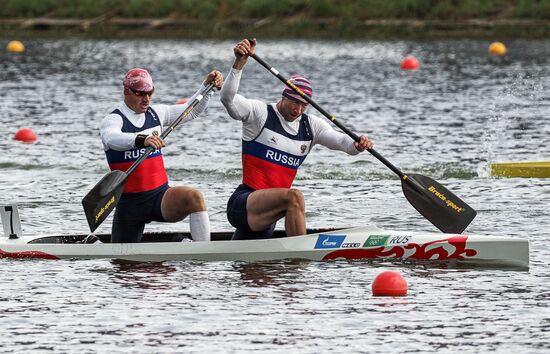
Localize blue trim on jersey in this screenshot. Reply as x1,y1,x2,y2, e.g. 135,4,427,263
242,142,305,170
105,107,163,164
113,107,160,133
242,105,313,170
105,148,162,164
263,105,313,141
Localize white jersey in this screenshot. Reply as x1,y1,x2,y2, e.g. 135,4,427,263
101,83,213,151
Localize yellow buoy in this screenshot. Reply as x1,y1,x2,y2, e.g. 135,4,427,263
7,40,25,53
488,41,506,56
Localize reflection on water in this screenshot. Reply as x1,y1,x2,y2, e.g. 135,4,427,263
104,260,179,290
233,261,310,288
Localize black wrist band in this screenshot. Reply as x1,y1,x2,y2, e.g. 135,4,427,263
135,134,147,148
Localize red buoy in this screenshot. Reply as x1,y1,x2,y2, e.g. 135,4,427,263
14,128,37,143
176,98,188,105
400,56,420,70
372,270,407,296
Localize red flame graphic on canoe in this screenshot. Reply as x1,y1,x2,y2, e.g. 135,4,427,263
323,235,476,261
0,249,59,260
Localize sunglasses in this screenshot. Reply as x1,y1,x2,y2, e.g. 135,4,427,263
128,86,154,97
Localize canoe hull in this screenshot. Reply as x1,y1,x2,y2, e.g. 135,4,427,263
491,160,550,178
0,226,529,269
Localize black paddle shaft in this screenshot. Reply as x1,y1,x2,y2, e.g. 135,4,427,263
250,52,476,233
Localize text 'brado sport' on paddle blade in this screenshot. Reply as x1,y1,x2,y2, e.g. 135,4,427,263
82,170,127,232
401,174,477,234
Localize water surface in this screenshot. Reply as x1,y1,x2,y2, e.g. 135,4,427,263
1,38,549,353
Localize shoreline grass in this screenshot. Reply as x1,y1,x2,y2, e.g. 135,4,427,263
2,0,550,39
2,0,550,20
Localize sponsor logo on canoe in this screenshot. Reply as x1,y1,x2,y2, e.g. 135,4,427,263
363,235,389,248
427,185,465,213
315,235,346,249
363,235,411,248
388,235,411,245
341,242,361,248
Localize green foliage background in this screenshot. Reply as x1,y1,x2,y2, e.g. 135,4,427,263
2,0,550,19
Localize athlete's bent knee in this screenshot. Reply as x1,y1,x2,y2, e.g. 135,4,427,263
287,188,305,211
186,188,206,211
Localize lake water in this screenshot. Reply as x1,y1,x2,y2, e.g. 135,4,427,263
1,38,549,353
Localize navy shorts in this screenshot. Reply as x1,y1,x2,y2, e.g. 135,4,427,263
227,184,277,240
111,183,169,243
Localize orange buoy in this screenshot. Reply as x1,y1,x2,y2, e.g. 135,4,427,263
488,41,507,56
176,98,188,105
400,56,420,70
14,128,37,143
372,270,407,296
7,40,25,53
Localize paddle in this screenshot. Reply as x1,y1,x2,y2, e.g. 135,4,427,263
250,52,476,234
82,83,215,232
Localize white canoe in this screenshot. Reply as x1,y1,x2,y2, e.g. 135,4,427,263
0,225,529,269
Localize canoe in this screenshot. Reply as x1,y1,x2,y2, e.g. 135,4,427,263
0,225,529,269
491,160,550,178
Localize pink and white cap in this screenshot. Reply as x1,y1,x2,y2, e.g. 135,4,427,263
123,68,154,92
282,75,313,104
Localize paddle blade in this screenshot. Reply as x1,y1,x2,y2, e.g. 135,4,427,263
82,170,127,232
401,174,477,234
